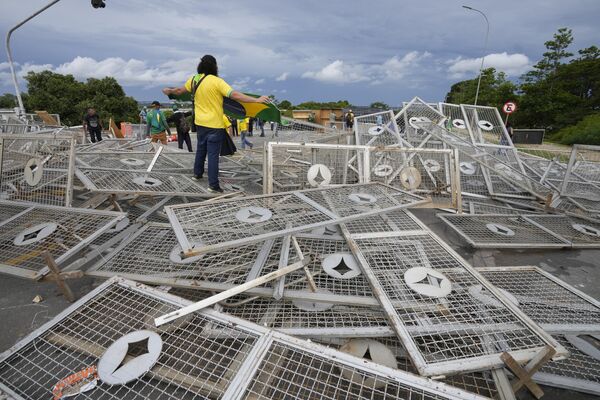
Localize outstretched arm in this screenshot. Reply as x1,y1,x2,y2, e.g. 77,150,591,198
162,86,187,96
230,91,270,104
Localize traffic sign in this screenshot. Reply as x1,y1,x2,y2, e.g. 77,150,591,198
502,101,517,114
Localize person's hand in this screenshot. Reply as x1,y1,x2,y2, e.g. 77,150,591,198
256,95,271,104
162,87,173,96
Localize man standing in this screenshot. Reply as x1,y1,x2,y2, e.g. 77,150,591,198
329,111,336,129
83,108,103,143
167,105,192,152
162,54,269,193
145,101,171,145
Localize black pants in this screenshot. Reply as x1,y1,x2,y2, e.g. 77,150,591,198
231,123,238,136
178,130,192,152
88,127,102,143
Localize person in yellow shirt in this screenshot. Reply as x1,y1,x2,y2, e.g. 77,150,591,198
238,117,254,149
223,114,233,136
162,55,269,193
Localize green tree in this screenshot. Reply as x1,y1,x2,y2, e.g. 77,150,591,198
369,101,389,110
278,100,292,110
445,68,518,109
516,29,598,131
0,93,18,108
295,100,351,109
22,71,138,126
551,113,600,145
522,27,574,83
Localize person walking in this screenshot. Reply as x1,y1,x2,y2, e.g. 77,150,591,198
139,106,148,125
162,54,269,193
83,108,103,143
257,118,265,137
229,116,238,136
145,101,171,145
167,105,193,152
346,109,355,131
248,117,255,136
238,118,254,149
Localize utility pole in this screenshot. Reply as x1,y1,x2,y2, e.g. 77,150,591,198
5,0,62,117
462,5,490,106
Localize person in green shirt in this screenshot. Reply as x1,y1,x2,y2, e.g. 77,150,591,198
146,101,171,145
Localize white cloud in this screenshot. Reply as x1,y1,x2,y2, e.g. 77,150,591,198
254,78,265,84
0,56,200,89
374,51,432,83
447,52,531,78
302,52,430,85
302,60,369,84
275,72,289,81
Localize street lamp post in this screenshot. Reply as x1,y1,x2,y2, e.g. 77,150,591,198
5,0,61,117
462,5,489,106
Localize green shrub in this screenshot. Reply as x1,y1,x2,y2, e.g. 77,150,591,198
551,113,600,145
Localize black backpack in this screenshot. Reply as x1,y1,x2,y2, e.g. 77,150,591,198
179,113,190,133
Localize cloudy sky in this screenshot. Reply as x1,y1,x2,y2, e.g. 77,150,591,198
1,0,598,107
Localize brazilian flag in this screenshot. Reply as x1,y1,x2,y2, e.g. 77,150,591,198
167,91,281,123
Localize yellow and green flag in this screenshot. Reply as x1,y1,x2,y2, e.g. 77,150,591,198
167,91,281,123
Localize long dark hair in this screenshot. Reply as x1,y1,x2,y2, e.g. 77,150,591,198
197,55,218,76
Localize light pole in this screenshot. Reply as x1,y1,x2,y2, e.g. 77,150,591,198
462,5,489,106
5,0,61,117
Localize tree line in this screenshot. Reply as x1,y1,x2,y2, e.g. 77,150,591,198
445,28,599,145
0,71,139,127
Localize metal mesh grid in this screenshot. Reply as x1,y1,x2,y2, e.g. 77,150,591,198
0,278,489,400
0,203,124,279
331,337,500,399
284,236,374,298
167,183,421,255
75,168,212,197
477,266,600,331
221,296,389,334
534,334,600,395
76,152,187,172
88,223,284,288
0,134,75,207
167,191,334,255
418,122,553,200
354,110,402,147
349,231,550,373
76,138,153,152
242,340,448,400
518,148,570,191
395,97,446,146
0,201,30,223
344,210,423,235
567,196,600,215
467,201,520,215
525,214,600,248
0,281,260,400
438,103,472,142
265,143,364,194
368,148,460,208
300,183,409,218
561,145,600,200
438,214,569,248
460,105,511,146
